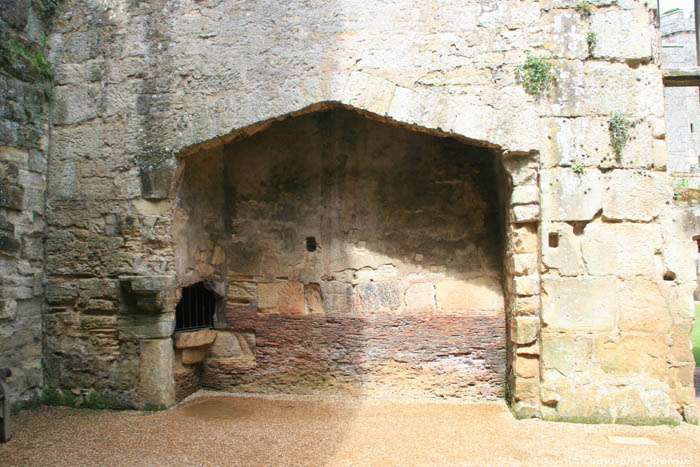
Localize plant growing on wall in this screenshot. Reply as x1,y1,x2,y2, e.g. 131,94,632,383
586,31,597,56
516,54,556,94
575,0,592,16
608,113,632,160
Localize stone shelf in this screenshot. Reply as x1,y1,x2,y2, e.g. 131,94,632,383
662,67,700,87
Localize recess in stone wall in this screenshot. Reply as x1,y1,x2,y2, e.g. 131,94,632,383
166,103,540,407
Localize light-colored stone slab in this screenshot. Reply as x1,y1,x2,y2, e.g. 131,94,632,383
173,329,217,349
541,277,616,332
581,223,661,277
540,169,603,222
435,277,504,313
607,436,657,446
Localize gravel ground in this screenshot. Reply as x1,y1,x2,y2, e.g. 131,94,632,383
2,391,700,466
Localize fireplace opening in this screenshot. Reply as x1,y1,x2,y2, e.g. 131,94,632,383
173,105,510,401
175,283,216,331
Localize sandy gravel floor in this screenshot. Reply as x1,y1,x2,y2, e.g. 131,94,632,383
2,391,700,466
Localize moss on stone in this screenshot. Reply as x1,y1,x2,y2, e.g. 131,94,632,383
134,148,174,170
0,35,52,82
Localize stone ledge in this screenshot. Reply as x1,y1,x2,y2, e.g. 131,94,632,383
662,67,700,87
119,275,175,314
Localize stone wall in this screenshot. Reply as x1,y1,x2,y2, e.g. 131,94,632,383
0,0,52,409
39,0,696,423
661,9,700,173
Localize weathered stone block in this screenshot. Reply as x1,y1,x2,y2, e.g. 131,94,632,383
0,184,23,210
353,281,403,314
661,240,697,284
602,171,672,222
139,158,175,200
594,336,667,381
173,329,217,349
542,223,582,277
511,185,538,205
512,316,539,345
435,277,504,313
541,335,590,376
509,295,539,316
258,282,304,314
511,204,540,223
513,276,538,297
514,355,539,379
617,279,672,333
304,283,323,314
507,253,537,276
590,8,652,62
138,338,175,408
181,347,208,365
581,223,661,277
540,169,602,221
513,377,538,402
541,277,616,332
0,0,29,30
119,314,175,340
209,330,255,359
0,231,21,256
404,282,436,314
509,224,537,254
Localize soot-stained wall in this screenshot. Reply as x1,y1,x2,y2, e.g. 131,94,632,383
174,108,506,399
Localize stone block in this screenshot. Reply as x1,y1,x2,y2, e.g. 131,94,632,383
653,139,667,170
541,117,610,169
602,171,672,222
661,240,697,284
321,281,353,314
181,347,208,365
514,355,539,378
0,0,29,30
353,281,403,314
540,168,602,222
404,282,436,314
590,8,652,62
541,335,590,376
513,377,538,402
0,231,21,256
511,204,540,223
509,224,537,254
511,185,538,205
581,223,661,277
506,253,537,276
435,277,504,313
594,336,667,381
542,223,582,276
512,316,539,345
304,283,324,314
669,324,694,364
617,279,672,333
138,338,175,408
541,277,616,332
139,158,175,200
173,329,217,349
0,184,23,210
344,71,396,116
119,314,175,340
208,330,255,359
510,295,539,316
258,282,304,314
513,276,538,297
52,85,98,126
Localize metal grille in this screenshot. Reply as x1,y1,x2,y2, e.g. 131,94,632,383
175,283,215,331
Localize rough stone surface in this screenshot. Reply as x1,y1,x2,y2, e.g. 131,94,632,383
174,329,217,349
12,0,690,424
138,338,175,408
0,0,51,410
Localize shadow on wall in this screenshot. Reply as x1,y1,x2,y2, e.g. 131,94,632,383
172,106,509,403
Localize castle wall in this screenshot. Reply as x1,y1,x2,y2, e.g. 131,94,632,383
0,0,51,409
40,0,696,423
